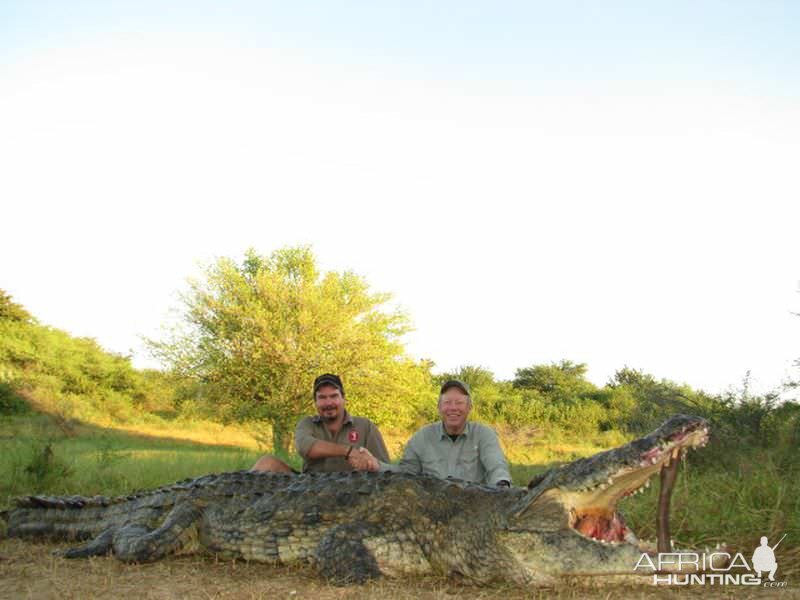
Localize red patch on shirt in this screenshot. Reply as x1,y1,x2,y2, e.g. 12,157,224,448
348,430,359,443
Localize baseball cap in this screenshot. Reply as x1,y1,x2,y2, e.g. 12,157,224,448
439,379,470,396
313,373,344,396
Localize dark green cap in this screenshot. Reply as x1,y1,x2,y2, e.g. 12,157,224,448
314,373,344,396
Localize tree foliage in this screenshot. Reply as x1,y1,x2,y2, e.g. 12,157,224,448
148,247,433,452
0,289,33,323
512,360,597,403
0,295,175,419
605,366,708,432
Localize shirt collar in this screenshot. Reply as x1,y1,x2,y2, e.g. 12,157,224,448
438,420,471,439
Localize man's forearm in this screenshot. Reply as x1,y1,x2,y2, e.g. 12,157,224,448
306,439,351,459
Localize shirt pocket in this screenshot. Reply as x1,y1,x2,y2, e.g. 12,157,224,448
421,454,444,468
420,452,445,478
459,444,481,468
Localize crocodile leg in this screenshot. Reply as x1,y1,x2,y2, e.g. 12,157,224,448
112,500,202,563
58,527,116,558
314,523,383,585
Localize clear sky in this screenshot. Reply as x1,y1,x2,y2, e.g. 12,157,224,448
1,2,798,395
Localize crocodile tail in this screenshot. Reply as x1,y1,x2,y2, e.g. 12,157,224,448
8,494,121,542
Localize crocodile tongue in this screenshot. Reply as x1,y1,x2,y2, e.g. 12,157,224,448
657,450,680,553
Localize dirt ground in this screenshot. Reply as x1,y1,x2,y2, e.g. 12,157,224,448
0,538,794,600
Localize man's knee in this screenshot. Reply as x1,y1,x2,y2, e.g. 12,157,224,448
251,455,293,473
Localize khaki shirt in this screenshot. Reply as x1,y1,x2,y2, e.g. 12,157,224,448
294,410,390,473
397,421,511,486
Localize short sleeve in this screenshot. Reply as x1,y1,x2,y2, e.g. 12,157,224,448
364,421,391,463
294,417,317,458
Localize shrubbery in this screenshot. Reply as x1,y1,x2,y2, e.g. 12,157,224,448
0,381,27,415
0,290,182,424
1,286,798,465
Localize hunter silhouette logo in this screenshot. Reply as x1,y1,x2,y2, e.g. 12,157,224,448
752,534,784,582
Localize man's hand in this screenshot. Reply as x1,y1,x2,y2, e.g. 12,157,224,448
348,447,379,472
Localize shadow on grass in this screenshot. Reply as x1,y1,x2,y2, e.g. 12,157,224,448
0,411,258,452
0,411,277,506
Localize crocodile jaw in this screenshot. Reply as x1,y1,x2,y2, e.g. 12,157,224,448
564,418,708,551
509,415,712,576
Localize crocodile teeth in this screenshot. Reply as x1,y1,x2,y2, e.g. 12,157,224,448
644,480,651,488
651,457,658,465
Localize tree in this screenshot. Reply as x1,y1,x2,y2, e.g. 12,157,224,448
0,289,33,323
436,365,496,392
606,366,705,432
148,247,431,453
512,360,597,403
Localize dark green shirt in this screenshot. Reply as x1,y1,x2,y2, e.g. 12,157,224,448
294,410,390,473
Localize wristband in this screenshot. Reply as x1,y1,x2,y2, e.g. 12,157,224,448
345,445,354,459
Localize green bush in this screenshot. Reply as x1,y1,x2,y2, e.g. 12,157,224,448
20,441,75,493
0,382,27,415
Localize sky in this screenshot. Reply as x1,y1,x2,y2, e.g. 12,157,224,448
1,1,799,395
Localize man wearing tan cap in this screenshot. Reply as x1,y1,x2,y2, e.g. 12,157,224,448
398,379,512,487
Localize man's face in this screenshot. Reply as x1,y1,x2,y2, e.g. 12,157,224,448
315,384,345,422
438,388,471,433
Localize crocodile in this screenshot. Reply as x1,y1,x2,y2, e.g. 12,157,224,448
4,414,714,585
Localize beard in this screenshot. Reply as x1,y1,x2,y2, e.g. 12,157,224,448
320,406,338,422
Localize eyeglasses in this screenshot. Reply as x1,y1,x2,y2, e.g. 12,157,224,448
440,397,469,407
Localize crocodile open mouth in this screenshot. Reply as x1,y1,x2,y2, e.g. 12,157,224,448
567,419,709,553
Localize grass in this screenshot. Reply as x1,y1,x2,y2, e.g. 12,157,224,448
1,409,798,593
0,414,265,502
0,415,636,505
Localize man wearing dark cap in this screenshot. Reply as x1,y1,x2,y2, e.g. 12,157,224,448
251,373,391,473
397,379,512,487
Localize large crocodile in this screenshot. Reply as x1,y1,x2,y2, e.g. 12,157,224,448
4,414,714,585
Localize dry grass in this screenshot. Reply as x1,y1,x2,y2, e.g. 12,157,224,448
115,421,263,451
383,424,627,467
0,539,792,600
